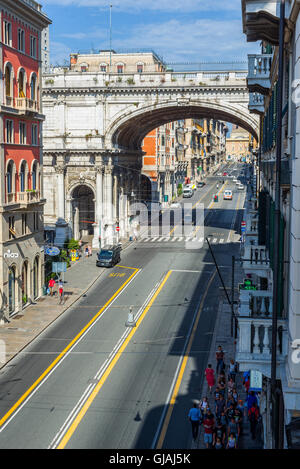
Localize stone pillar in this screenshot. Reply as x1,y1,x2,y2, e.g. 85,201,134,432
54,164,68,246
92,163,104,249
104,160,114,245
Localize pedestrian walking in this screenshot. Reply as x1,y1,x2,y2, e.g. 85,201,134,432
228,359,237,382
246,391,258,413
248,402,260,440
188,403,202,441
227,377,235,394
78,239,82,255
216,345,225,375
213,419,226,448
227,417,239,440
203,409,215,448
199,397,209,417
85,246,89,258
88,245,92,257
58,282,64,305
215,394,226,420
226,433,237,449
205,364,215,393
214,437,224,450
48,278,55,297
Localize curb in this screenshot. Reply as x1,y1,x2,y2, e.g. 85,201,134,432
0,238,133,371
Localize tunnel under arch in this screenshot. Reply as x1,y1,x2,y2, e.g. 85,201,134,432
107,99,259,151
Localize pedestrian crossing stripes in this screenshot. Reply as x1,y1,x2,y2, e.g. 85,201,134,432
138,235,230,245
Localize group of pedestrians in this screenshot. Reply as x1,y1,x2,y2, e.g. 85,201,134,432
47,277,64,304
188,345,261,449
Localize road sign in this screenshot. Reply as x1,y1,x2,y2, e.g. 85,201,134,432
45,246,60,256
52,262,67,273
116,226,120,232
250,370,262,392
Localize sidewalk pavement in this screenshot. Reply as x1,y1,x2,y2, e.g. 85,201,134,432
0,238,131,370
193,300,264,450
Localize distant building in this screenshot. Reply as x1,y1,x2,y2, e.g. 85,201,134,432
226,125,251,161
41,25,50,73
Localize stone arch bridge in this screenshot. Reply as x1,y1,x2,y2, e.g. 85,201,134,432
42,68,258,246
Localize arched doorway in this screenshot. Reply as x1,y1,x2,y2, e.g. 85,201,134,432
33,256,39,299
72,185,95,240
21,261,28,305
8,267,16,315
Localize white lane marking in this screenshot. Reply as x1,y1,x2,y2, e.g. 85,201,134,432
219,239,224,244
212,238,217,244
150,237,159,242
0,269,142,435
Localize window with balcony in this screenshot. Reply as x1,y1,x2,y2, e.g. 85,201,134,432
19,122,26,144
18,69,26,98
4,20,12,46
6,120,14,143
117,65,124,74
5,65,12,103
20,161,27,192
30,36,37,58
100,64,107,72
31,124,38,145
32,161,38,190
137,64,143,73
9,216,15,239
6,161,14,195
18,29,25,53
30,74,37,101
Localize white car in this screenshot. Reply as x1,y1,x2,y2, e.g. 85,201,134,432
237,184,244,190
224,190,233,200
170,202,181,208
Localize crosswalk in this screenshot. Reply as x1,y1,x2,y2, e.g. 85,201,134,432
137,235,228,245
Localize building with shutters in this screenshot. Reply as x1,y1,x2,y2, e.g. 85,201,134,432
0,0,51,322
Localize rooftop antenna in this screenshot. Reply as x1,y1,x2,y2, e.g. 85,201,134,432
109,4,112,73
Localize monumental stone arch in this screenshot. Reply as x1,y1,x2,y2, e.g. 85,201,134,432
42,68,259,247
106,97,259,151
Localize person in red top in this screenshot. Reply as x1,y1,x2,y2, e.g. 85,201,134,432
205,364,215,393
248,402,260,440
48,278,55,297
203,409,215,448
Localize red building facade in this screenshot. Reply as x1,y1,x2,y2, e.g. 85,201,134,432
0,0,51,320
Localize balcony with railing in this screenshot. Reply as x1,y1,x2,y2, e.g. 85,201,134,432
243,245,271,277
247,54,272,94
15,98,38,114
16,191,40,204
236,289,287,377
249,92,265,114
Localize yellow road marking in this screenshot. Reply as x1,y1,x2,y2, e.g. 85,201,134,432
57,270,173,449
0,266,140,429
156,269,217,449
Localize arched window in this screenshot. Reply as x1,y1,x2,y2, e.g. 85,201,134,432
32,161,38,190
8,267,16,314
18,69,26,98
20,161,27,192
100,63,107,72
7,161,14,194
5,65,12,97
30,74,37,101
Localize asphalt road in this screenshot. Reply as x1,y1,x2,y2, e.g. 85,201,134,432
0,162,247,449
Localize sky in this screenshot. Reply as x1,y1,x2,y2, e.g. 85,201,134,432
41,0,259,67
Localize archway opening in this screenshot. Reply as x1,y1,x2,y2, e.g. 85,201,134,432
72,185,95,241
33,256,39,299
21,261,29,305
8,266,16,315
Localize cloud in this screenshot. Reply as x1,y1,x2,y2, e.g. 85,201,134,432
106,18,256,62
50,41,72,65
42,0,241,13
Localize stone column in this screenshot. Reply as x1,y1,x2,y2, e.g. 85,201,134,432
92,163,104,249
104,159,114,245
54,163,68,246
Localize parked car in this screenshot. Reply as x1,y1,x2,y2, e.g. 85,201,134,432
237,184,244,190
96,244,121,268
197,181,205,188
